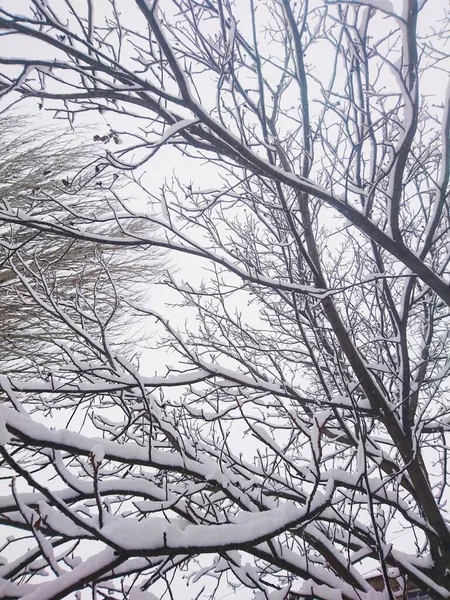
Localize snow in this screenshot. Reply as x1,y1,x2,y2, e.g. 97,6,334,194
0,404,183,470
0,579,34,598
19,549,121,600
9,368,211,394
0,414,11,446
252,425,280,451
254,587,290,600
228,556,261,589
314,409,331,429
156,118,200,147
129,591,159,600
32,503,88,539
356,439,366,475
31,482,322,563
90,444,105,465
160,195,170,222
0,374,26,413
390,550,448,597
365,363,392,374
1,7,447,599
356,0,394,12
100,500,327,553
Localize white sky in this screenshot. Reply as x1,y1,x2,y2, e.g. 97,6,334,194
0,0,449,598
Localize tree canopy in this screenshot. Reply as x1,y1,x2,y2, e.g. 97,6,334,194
0,1,449,599
0,113,165,377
